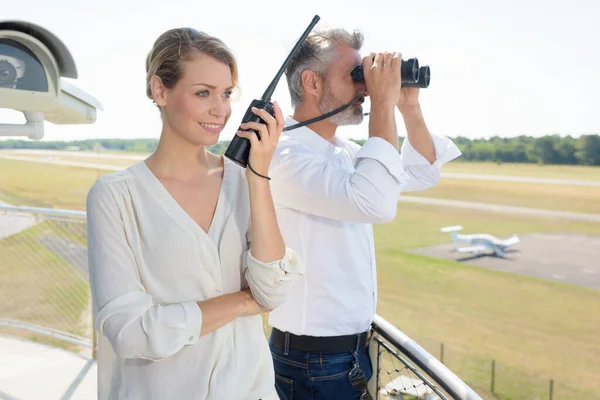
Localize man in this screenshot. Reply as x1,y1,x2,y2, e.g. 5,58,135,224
267,28,461,400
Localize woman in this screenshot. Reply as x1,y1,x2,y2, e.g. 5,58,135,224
86,27,302,400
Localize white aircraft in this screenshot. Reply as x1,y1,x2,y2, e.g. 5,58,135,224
441,226,519,257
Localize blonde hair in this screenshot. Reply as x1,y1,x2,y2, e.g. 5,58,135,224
145,28,239,105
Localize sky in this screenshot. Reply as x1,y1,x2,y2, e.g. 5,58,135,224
1,0,599,142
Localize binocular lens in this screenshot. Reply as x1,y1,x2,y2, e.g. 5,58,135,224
402,58,419,83
403,66,430,88
350,57,430,88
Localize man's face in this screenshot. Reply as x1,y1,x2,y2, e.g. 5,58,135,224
318,44,367,126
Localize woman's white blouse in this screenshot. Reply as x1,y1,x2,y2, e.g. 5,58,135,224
86,157,303,400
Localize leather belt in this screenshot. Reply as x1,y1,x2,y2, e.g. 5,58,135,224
270,327,370,353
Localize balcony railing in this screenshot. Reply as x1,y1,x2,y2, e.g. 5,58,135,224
0,204,483,399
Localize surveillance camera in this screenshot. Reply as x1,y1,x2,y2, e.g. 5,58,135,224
0,20,103,140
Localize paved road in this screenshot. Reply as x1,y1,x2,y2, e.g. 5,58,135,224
0,202,37,240
2,154,600,223
441,172,600,187
0,155,124,171
2,151,600,187
399,196,600,223
38,234,89,277
410,232,600,291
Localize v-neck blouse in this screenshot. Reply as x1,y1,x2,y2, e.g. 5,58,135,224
86,156,303,400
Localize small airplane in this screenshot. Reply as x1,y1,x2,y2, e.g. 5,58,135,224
440,226,519,257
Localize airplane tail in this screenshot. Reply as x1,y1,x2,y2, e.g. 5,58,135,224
441,225,463,241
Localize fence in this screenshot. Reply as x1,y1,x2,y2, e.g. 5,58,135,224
0,205,92,359
407,335,595,400
3,204,587,400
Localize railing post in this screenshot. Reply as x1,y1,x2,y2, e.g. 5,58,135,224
440,342,444,364
92,316,97,361
376,339,381,400
491,359,496,394
549,379,554,400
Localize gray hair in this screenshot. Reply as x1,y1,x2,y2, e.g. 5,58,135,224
284,28,364,108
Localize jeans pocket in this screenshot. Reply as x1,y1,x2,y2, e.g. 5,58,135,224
310,367,362,400
274,374,294,400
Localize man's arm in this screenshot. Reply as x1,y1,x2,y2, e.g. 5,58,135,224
392,85,462,191
399,103,436,164
397,86,436,164
363,52,401,151
269,137,407,224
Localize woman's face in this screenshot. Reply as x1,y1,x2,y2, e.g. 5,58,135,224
160,52,234,147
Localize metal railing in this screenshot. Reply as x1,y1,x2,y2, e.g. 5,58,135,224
1,204,483,399
369,315,482,400
0,204,93,358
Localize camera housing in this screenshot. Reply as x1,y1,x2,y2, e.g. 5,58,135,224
0,20,103,139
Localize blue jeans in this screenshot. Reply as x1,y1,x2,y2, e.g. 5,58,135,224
269,334,373,400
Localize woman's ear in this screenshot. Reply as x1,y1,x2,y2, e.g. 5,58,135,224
301,69,323,101
150,75,168,107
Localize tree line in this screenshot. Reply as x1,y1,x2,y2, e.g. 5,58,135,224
1,134,599,166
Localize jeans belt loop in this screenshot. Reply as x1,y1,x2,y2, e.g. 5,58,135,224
284,331,290,356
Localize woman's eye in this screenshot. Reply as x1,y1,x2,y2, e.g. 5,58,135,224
196,90,209,97
223,91,232,99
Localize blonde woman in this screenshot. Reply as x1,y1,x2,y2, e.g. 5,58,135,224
86,28,302,400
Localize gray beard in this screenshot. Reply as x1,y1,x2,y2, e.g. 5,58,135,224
318,84,363,126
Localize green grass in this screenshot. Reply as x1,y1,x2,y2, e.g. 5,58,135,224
0,158,104,210
373,204,600,399
0,221,91,351
406,179,600,214
3,156,600,215
445,161,600,181
2,157,600,398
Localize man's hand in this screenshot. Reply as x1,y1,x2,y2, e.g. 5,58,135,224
397,86,421,110
362,52,401,108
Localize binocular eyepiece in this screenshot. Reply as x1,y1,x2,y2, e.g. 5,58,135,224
350,57,430,88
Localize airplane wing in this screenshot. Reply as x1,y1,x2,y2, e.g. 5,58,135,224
456,245,488,253
498,235,520,247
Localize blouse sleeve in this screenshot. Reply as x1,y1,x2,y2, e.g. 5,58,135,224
242,220,303,310
87,178,202,361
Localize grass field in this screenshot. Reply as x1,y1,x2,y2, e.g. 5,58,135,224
0,220,90,352
3,154,600,216
0,159,101,210
444,161,600,181
3,150,600,180
374,204,600,399
1,156,600,399
405,178,600,214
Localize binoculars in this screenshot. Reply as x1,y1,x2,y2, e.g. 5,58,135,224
350,57,430,88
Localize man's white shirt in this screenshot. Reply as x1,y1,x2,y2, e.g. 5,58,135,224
268,117,462,336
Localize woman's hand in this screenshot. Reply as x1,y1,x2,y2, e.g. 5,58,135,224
240,288,272,316
235,100,285,180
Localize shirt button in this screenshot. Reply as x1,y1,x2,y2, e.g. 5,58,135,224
189,336,194,342
280,259,288,272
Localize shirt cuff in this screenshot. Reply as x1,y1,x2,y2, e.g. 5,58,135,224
400,134,462,168
247,247,303,278
355,137,405,182
181,301,202,345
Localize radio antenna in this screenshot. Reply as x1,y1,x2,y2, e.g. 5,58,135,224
260,15,320,102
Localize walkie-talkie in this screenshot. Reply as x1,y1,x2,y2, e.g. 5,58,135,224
224,15,320,168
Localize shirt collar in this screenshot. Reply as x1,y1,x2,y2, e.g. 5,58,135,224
284,116,341,156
